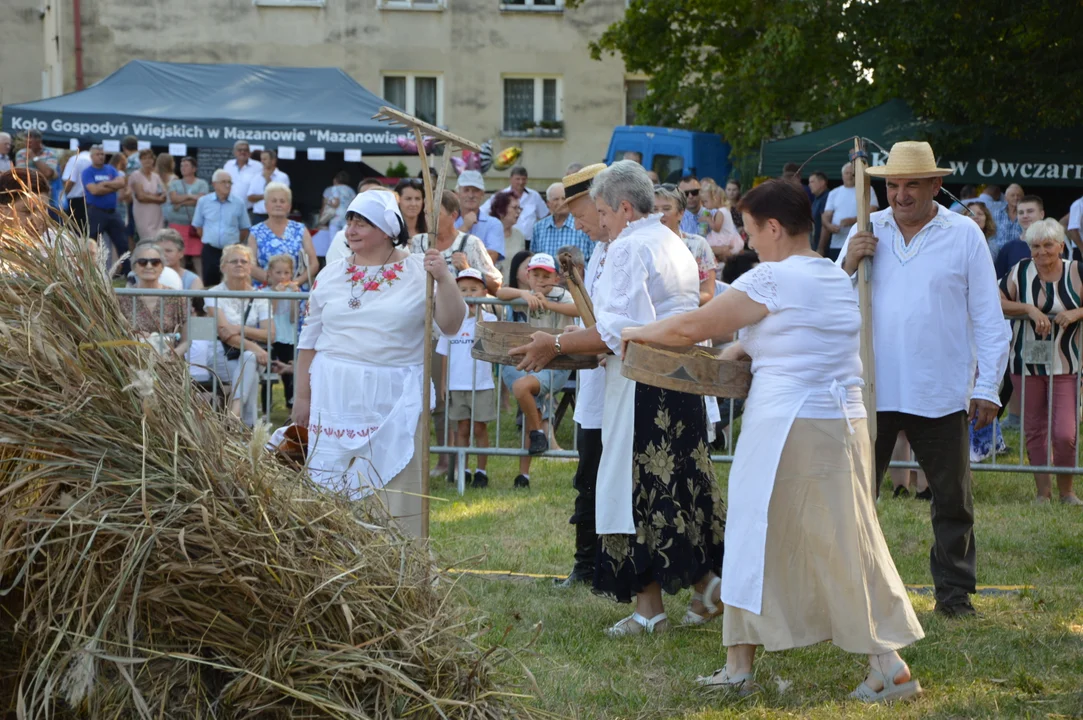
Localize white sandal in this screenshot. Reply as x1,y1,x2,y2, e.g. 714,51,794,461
850,659,922,703
605,611,668,637
683,576,723,626
696,667,757,695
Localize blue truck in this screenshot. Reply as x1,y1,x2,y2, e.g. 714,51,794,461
605,126,732,183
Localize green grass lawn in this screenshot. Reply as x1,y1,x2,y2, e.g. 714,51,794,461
265,391,1083,718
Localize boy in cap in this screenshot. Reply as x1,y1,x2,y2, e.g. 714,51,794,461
496,253,579,487
437,268,498,488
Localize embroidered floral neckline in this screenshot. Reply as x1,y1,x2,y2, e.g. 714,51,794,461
345,261,405,308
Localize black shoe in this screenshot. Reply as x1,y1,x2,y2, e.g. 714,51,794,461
446,466,471,486
513,474,530,489
471,470,489,489
528,430,549,455
893,486,911,499
915,488,933,501
935,601,978,619
555,566,592,588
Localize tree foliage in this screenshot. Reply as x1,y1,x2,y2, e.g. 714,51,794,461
576,0,1083,157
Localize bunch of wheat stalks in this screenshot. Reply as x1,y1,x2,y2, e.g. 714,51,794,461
0,223,543,719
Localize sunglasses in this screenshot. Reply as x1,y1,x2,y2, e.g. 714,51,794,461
134,258,162,268
683,188,700,197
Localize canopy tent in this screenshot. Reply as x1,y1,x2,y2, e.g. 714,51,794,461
2,60,410,155
760,99,1083,188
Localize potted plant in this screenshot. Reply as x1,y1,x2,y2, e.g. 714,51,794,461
519,120,537,134
538,119,563,137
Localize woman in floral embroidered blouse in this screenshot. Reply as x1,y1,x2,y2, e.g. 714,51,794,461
294,191,466,537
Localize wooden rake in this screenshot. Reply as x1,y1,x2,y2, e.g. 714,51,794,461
372,106,481,539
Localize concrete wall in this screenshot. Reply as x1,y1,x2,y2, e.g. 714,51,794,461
0,0,48,106
1,0,629,184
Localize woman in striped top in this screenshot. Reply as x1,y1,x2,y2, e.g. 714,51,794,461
999,219,1083,506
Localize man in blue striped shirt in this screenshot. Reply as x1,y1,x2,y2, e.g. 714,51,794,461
530,182,593,261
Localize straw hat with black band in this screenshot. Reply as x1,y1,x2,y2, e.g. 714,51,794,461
865,141,953,179
563,163,608,202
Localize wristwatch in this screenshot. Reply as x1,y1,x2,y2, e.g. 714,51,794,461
553,334,563,355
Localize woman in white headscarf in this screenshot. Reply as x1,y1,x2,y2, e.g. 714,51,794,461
293,191,466,537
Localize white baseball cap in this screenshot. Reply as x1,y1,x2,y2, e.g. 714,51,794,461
526,253,557,273
456,170,485,191
456,268,485,283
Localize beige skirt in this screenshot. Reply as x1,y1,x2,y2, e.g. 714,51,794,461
369,416,425,538
724,417,925,654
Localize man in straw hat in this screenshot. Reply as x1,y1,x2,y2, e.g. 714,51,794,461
554,162,608,588
838,140,1010,619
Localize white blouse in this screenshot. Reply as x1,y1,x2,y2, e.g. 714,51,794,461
297,253,427,367
594,214,700,353
573,240,609,430
731,256,866,418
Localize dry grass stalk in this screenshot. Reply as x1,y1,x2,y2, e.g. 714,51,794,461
0,220,549,719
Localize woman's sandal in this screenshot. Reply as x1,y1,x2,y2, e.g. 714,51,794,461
696,667,758,696
850,659,922,703
683,575,723,626
605,611,668,637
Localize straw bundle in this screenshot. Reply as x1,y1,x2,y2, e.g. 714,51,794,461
0,226,543,719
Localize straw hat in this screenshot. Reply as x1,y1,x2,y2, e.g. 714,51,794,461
563,163,607,202
865,141,953,179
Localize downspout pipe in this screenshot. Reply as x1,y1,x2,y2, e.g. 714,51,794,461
73,0,84,90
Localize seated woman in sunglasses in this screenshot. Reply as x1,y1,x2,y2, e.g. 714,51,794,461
116,241,190,357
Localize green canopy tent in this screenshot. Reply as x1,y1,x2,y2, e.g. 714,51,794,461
760,99,1083,188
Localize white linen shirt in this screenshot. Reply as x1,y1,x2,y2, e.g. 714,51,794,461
246,169,290,215
481,186,550,241
62,151,93,199
836,203,1010,417
594,214,699,354
824,184,879,249
1068,196,1083,233
223,158,262,208
572,240,609,430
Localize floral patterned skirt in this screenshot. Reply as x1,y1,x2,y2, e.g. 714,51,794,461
593,383,726,603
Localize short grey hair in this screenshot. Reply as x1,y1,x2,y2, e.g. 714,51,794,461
564,162,584,176
212,169,231,183
653,184,686,213
1025,218,1067,247
841,161,853,174
590,160,655,215
233,140,250,151
556,244,585,269
546,182,565,201
154,227,185,250
132,241,164,260
0,132,10,144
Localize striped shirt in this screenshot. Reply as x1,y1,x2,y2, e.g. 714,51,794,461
1000,258,1083,376
530,214,594,261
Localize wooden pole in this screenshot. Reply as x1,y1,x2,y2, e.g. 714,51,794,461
852,138,877,445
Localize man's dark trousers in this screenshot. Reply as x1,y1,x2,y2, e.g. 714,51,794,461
874,410,976,609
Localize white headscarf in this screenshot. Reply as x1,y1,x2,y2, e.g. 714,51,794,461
346,191,405,240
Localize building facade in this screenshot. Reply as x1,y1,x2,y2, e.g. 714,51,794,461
1,0,642,184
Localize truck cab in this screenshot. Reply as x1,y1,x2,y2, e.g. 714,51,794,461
605,126,731,183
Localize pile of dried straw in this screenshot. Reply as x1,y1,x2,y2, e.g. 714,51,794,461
0,226,543,718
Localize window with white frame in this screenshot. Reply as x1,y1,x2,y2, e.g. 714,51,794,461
502,0,562,9
625,80,647,126
503,76,562,133
379,0,444,9
382,74,443,126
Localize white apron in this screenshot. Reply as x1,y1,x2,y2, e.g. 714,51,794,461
306,354,423,498
721,373,863,614
596,357,637,535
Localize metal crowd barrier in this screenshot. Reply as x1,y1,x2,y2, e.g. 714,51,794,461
115,288,1083,495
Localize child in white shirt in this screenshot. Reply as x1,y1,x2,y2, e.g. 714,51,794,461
437,268,498,488
495,253,579,488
